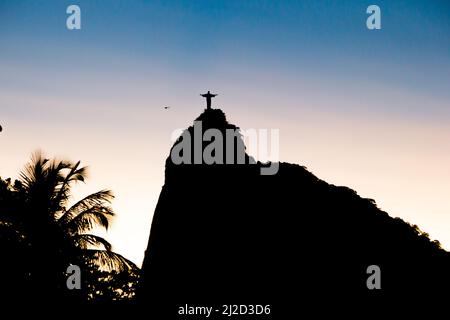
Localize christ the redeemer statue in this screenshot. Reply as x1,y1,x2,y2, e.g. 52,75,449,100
201,91,217,110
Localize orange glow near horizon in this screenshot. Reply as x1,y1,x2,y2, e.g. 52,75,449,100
2,84,450,267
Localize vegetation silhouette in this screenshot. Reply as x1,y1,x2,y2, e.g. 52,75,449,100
140,108,450,314
0,151,138,303
1,108,449,312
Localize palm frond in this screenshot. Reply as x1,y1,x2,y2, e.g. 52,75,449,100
72,233,112,251
82,249,137,272
20,151,74,216
54,161,88,207
19,151,49,189
63,205,114,234
59,190,114,225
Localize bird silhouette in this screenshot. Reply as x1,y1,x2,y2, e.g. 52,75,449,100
164,106,170,110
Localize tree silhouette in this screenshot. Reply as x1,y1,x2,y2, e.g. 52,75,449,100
0,151,137,302
19,151,132,271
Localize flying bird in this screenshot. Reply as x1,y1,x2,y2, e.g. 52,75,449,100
164,106,170,110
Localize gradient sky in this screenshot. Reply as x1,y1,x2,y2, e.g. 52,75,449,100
1,0,449,266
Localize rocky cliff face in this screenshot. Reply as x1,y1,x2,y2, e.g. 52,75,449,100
139,108,449,314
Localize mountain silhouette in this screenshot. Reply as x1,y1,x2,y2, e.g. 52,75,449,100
139,108,450,314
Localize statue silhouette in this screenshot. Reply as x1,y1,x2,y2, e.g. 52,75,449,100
200,91,217,110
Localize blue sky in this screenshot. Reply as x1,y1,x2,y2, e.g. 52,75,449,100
1,0,449,265
1,1,449,117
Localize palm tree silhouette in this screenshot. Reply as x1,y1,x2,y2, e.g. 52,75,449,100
19,151,132,281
